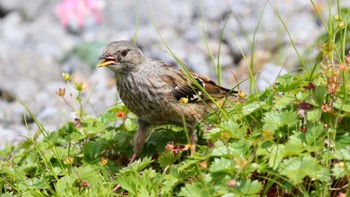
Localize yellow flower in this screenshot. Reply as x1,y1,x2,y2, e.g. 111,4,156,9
238,90,246,99
75,82,84,92
62,72,72,81
99,158,108,166
63,157,74,165
334,15,342,21
262,130,274,140
338,21,345,29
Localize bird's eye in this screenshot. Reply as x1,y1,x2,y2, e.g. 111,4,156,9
121,50,129,57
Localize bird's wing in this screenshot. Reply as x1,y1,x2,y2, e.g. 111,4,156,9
160,65,237,103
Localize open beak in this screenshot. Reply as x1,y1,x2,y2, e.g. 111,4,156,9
97,54,117,68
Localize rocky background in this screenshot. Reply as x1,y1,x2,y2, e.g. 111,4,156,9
0,0,343,148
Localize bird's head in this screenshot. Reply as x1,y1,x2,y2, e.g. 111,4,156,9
97,40,145,73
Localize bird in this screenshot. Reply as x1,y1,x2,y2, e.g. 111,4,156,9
97,40,239,163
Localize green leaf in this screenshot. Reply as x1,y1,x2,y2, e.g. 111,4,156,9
83,141,102,163
209,158,235,175
274,92,295,110
117,172,138,195
54,166,102,195
267,144,285,170
335,135,350,149
284,134,305,156
275,73,301,92
118,168,163,196
162,170,182,196
311,86,327,106
304,122,325,150
19,176,50,190
332,162,348,178
236,179,263,195
204,128,222,141
263,111,298,131
178,181,212,197
119,157,153,173
306,109,322,122
158,151,182,168
333,146,350,160
280,155,320,184
211,141,250,158
242,101,265,116
125,118,138,131
74,165,102,185
333,100,350,112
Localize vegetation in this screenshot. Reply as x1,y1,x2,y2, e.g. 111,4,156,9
1,2,350,197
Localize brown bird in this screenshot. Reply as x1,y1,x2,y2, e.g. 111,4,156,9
97,40,238,163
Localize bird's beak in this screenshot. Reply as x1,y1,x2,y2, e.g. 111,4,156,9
97,54,117,68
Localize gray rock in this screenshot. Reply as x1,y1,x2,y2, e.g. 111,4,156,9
0,0,50,19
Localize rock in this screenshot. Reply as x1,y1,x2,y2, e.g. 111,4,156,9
0,12,26,46
0,0,54,20
0,48,61,100
0,89,16,102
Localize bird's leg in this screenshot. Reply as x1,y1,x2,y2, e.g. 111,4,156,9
113,120,149,192
129,119,150,163
114,125,148,192
187,124,197,156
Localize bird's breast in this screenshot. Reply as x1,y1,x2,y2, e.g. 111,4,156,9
115,73,171,123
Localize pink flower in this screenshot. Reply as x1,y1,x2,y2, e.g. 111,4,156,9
55,0,103,29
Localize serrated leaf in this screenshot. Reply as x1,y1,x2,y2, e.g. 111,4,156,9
137,186,151,197
158,151,182,168
162,175,181,196
284,135,304,156
83,118,105,136
332,162,347,178
336,135,350,149
263,111,298,131
119,157,153,173
211,141,249,158
83,141,102,162
74,165,102,185
55,176,78,195
178,181,212,197
333,100,350,112
274,93,295,110
267,144,284,169
311,86,327,106
20,176,50,190
242,101,265,116
209,158,235,175
280,155,320,184
305,122,324,149
204,128,222,141
236,179,263,195
117,172,138,195
276,73,301,91
333,146,350,160
306,109,322,122
118,168,163,196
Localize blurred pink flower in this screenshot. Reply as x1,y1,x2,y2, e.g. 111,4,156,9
55,0,103,29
